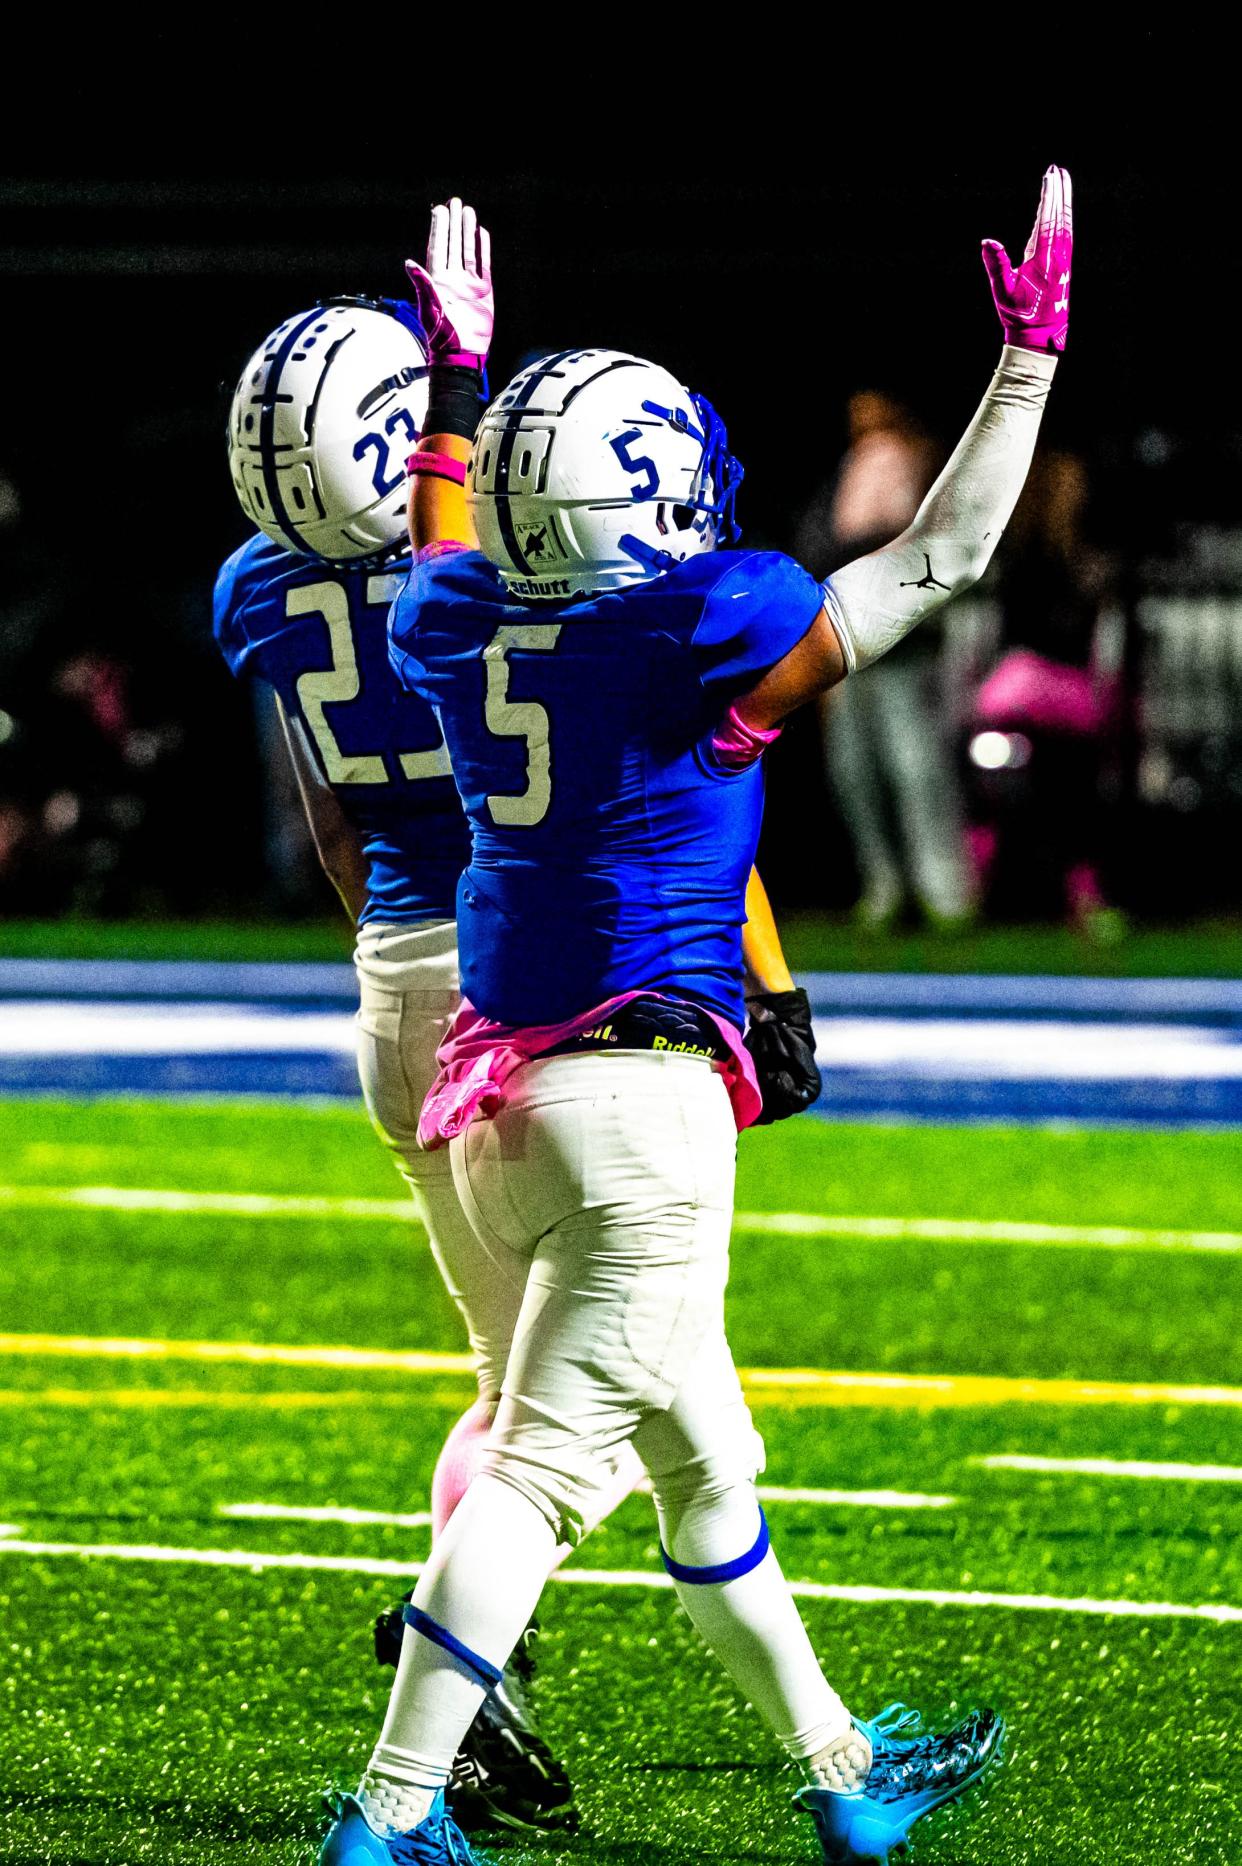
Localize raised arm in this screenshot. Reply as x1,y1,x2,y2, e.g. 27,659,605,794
737,166,1072,731
403,198,494,554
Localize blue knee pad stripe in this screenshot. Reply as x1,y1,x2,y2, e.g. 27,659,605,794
401,1605,504,1689
660,1509,771,1586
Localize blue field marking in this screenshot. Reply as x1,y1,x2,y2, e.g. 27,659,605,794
814,1070,1242,1129
0,1053,360,1100
2,1055,1237,1128
0,958,358,1005
803,972,1242,1025
3,961,1240,1022
0,962,1239,1127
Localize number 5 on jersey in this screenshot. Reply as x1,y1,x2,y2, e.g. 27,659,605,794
483,624,563,826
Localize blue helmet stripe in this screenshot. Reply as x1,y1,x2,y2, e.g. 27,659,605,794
492,349,586,576
256,305,327,557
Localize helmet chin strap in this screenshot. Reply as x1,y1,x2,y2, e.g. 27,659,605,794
618,534,678,575
321,536,410,572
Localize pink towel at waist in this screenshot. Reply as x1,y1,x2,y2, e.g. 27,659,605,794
418,991,763,1148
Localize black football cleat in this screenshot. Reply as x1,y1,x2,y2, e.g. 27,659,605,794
374,1596,578,1834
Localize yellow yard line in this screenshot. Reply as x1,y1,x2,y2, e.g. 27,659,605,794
739,1366,1242,1408
0,1333,1238,1409
0,1387,430,1409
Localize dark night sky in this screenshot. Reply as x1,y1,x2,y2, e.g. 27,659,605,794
4,142,1235,565
3,34,1236,578
1,42,1237,913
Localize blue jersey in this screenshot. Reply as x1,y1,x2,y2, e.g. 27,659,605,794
389,548,824,1027
214,534,469,924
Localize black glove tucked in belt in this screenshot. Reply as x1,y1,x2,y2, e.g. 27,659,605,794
744,987,821,1125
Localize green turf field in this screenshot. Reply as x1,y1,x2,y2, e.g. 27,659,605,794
3,912,1242,975
1,1099,1239,1863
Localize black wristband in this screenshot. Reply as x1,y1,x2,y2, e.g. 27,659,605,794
424,363,485,442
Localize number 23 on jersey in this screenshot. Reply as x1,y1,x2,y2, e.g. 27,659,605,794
288,577,451,785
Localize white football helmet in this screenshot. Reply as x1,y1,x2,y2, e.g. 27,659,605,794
228,297,430,563
469,349,743,599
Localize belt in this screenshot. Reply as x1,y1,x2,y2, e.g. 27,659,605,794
544,996,725,1062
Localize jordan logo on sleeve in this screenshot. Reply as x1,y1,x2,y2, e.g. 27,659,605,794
899,553,951,593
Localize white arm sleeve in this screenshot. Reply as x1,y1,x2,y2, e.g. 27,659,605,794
825,345,1057,674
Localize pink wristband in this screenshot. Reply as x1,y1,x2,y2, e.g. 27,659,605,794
406,450,468,487
417,540,473,564
712,704,783,771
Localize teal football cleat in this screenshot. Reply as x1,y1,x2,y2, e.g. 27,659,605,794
796,1704,1004,1863
319,1789,481,1865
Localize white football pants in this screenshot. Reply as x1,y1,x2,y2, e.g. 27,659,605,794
357,940,767,1532
447,1050,766,1545
380,1048,851,1781
354,919,520,1402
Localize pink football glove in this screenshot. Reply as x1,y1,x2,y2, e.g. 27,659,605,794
405,197,494,368
982,165,1073,354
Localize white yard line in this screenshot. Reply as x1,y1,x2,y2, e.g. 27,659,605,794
755,1486,956,1509
0,1535,1236,1624
1,1334,1239,1409
5,998,1242,1077
734,1212,1242,1254
814,1016,1242,1080
0,1185,416,1220
219,1503,434,1528
226,1491,953,1526
0,1388,438,1411
0,1002,357,1056
2,1183,1239,1253
978,1455,1242,1483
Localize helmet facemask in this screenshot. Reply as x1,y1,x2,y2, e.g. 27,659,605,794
468,351,744,600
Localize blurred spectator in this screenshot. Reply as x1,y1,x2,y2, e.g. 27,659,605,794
965,449,1128,938
0,627,198,917
794,392,976,930
0,432,270,920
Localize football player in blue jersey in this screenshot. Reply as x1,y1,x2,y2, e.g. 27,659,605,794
319,169,1073,1865
214,219,599,1840
214,202,820,1848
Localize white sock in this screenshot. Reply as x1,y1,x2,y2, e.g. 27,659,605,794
803,1726,873,1793
669,1548,853,1754
658,1485,854,1762
358,1741,446,1836
372,1474,558,1783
